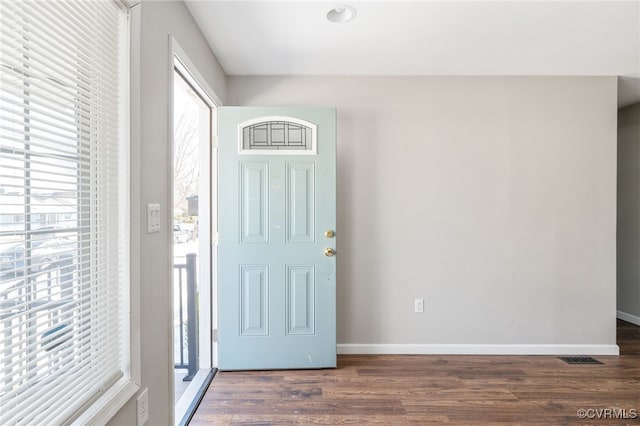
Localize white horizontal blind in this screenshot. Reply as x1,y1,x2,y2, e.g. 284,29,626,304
0,1,129,424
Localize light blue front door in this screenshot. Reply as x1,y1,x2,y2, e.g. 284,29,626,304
218,107,336,370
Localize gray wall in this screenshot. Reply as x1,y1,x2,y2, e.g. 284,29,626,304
617,102,640,322
107,11,620,420
108,1,227,425
229,76,618,348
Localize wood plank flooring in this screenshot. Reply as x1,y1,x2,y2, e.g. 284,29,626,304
190,320,640,425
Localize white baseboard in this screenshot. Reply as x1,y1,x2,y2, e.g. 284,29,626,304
337,343,620,356
617,310,640,326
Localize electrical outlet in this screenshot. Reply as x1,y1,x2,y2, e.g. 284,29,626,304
137,387,149,425
414,298,424,313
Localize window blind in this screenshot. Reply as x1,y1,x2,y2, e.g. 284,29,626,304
0,1,130,424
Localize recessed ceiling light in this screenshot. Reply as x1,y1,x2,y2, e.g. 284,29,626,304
326,5,357,24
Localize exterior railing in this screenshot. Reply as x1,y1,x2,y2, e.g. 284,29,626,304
2,247,201,386
0,257,76,390
173,253,198,381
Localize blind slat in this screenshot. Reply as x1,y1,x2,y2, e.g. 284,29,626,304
0,308,122,388
0,302,122,381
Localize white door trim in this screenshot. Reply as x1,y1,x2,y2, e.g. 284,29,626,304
169,36,222,424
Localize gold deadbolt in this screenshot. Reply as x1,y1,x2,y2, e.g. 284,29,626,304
324,248,336,257
325,229,335,238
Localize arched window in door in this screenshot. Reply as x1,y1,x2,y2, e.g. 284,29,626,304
239,117,317,154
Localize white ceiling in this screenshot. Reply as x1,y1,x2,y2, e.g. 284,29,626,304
185,0,640,106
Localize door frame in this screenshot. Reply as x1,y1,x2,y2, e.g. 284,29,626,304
168,36,222,424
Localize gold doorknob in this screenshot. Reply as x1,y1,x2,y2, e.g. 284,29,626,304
325,230,335,238
324,248,336,257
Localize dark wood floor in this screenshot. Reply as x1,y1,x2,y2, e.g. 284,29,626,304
191,320,640,425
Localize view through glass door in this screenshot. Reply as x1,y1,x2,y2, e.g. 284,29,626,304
172,56,216,425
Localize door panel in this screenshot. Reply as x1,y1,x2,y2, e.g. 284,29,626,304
218,107,336,370
239,265,269,336
286,162,315,243
239,162,269,243
286,265,315,335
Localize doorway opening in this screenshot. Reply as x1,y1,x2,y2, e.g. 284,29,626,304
171,40,219,425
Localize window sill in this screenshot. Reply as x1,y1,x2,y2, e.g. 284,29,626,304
70,378,139,426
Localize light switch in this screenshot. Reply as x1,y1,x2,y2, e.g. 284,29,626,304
147,203,160,234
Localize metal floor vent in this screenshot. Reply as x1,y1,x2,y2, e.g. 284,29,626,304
559,356,603,365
